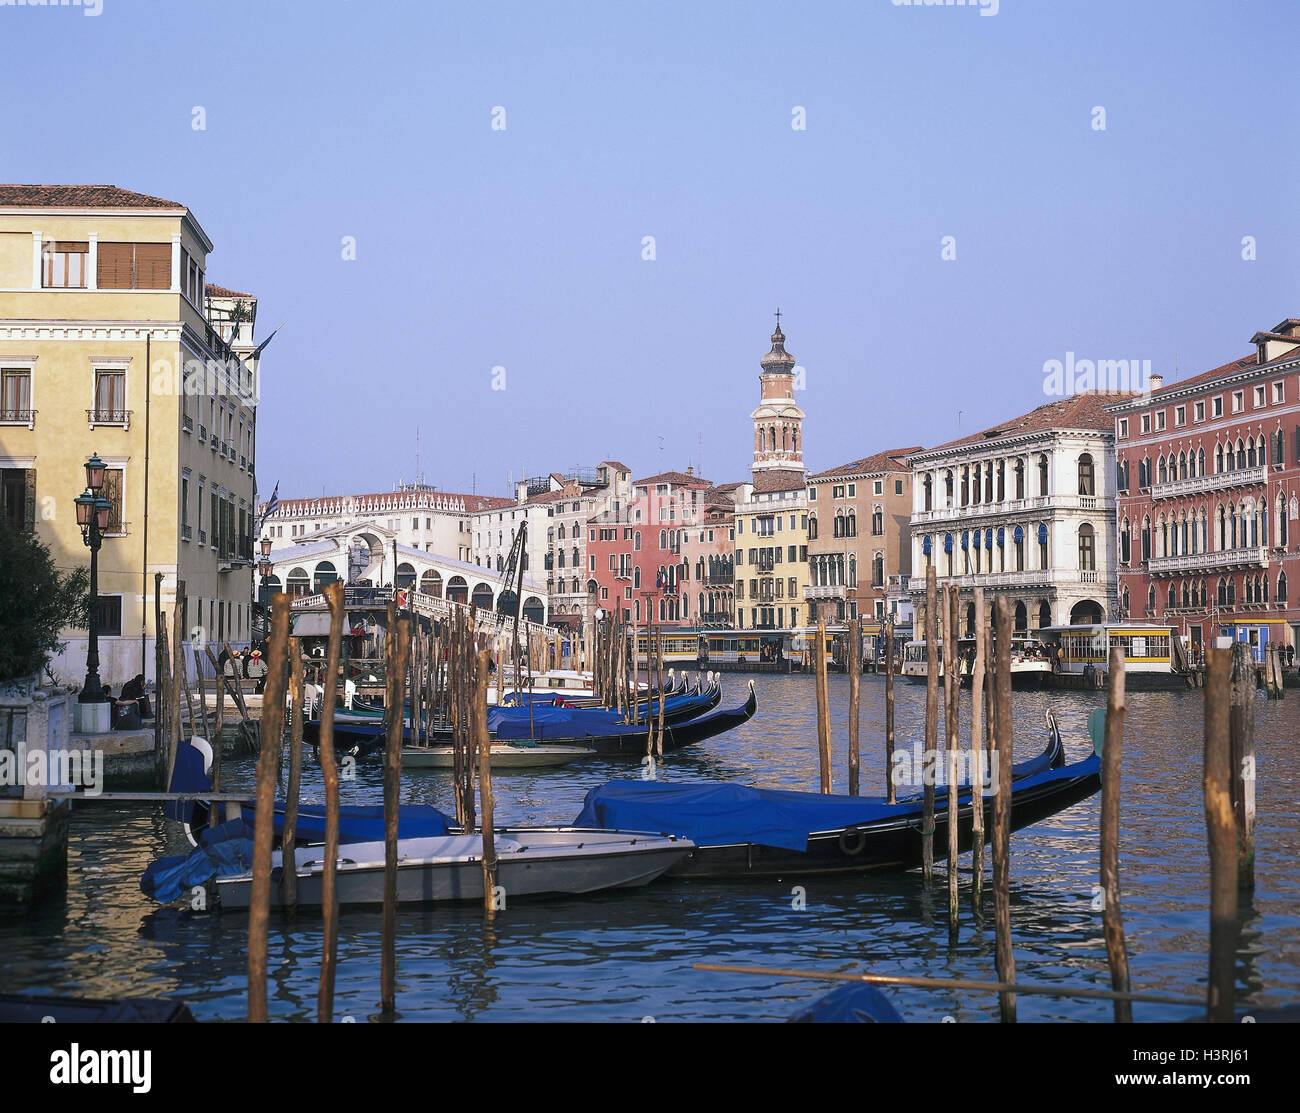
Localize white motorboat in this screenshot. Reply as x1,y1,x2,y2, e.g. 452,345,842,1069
214,828,694,908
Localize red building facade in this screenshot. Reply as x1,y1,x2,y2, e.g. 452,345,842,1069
585,469,713,628
1110,319,1300,660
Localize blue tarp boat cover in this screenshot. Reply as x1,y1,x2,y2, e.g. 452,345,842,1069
574,780,903,852
274,803,451,843
140,819,253,903
789,984,904,1023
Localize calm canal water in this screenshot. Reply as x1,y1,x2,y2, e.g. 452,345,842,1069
2,674,1297,1022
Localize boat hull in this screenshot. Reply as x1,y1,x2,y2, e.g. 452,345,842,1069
215,830,693,908
400,745,594,769
665,760,1100,879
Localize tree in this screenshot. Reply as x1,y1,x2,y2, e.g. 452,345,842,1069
0,521,90,683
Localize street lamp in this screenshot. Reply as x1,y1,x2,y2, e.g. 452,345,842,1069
75,453,113,728
257,536,273,641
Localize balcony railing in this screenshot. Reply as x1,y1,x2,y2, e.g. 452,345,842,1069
182,524,192,541
911,494,1108,525
183,414,193,432
1,408,36,428
86,408,131,430
1149,465,1268,501
804,583,848,600
1147,546,1269,575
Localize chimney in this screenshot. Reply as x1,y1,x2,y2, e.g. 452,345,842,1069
1148,372,1164,393
686,465,694,477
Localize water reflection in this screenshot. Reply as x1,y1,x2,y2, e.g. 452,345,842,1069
0,673,1295,1022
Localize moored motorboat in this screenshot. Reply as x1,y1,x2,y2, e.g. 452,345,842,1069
401,742,595,769
210,828,694,908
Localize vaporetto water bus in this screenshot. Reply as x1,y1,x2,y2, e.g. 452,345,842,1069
901,634,1055,690
1040,624,1191,691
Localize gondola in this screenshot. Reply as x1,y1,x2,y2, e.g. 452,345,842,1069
573,712,1098,878
302,680,723,753
308,681,748,759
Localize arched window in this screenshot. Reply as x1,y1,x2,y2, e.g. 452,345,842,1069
287,567,310,596
1121,585,1130,614
1078,523,1095,571
1179,451,1188,480
944,470,954,507
634,531,641,551
1078,452,1095,495
1236,439,1246,469
1158,455,1168,485
314,561,340,592
872,553,883,588
846,512,856,537
808,515,818,540
1038,454,1049,496
1148,584,1156,612
1216,443,1224,473
1119,518,1131,563
1279,571,1288,602
923,474,933,511
659,530,667,549
1014,458,1025,499
1247,437,1257,467
871,508,883,536
1197,448,1205,476
1141,516,1151,560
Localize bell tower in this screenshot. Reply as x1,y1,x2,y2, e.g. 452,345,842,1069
750,310,805,477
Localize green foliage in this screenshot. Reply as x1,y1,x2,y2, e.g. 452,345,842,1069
0,521,90,682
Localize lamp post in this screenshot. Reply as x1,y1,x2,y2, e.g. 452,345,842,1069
75,452,113,723
257,536,273,642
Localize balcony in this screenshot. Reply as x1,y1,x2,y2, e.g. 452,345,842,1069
911,494,1108,525
86,408,131,431
183,414,193,433
198,424,207,442
0,408,36,429
182,524,192,541
1149,465,1268,500
804,583,848,600
910,569,1065,591
1147,546,1269,575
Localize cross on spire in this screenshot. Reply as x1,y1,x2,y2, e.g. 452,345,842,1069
774,307,782,328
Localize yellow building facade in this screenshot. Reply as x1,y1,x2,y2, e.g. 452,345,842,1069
0,185,262,694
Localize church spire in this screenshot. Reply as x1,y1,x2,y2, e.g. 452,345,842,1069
750,314,805,476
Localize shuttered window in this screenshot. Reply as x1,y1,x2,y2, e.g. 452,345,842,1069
1,468,35,532
96,242,172,290
103,468,124,534
42,241,88,287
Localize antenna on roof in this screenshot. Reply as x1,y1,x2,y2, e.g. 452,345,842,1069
416,425,420,483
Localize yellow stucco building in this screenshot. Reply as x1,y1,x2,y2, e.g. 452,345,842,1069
0,185,264,702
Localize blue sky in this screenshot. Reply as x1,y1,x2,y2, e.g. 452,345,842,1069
2,0,1296,498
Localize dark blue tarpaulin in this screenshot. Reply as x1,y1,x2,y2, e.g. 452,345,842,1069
574,780,901,852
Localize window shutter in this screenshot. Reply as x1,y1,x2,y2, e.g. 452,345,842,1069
96,243,134,288
103,469,123,533
134,243,172,289
24,468,36,533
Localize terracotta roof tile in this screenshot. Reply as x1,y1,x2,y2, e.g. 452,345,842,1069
634,470,711,488
205,284,254,299
920,392,1135,456
810,446,923,481
0,184,185,209
750,470,807,493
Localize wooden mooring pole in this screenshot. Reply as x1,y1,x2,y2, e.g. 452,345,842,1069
1229,643,1256,892
944,585,960,940
848,617,860,796
1203,647,1236,1023
922,566,938,882
814,617,832,793
970,588,986,911
475,646,497,918
991,596,1016,1022
317,581,345,1022
381,600,410,1019
247,593,291,1023
280,640,305,910
1100,645,1132,1022
884,618,895,804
